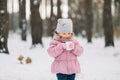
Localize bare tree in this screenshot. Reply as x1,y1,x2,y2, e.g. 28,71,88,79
85,0,93,42
114,0,120,26
0,0,9,54
103,0,114,47
19,0,27,41
46,0,57,36
68,0,86,36
30,0,43,46
68,0,72,18
57,0,62,18
9,0,15,31
94,0,103,37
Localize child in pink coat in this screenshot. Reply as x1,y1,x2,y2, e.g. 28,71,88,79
47,19,83,80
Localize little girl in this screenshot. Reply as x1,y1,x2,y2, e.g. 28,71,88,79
47,19,83,80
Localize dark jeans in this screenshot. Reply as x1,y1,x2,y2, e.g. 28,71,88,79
56,73,76,80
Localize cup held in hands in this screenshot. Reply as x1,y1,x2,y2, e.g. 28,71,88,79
65,41,74,50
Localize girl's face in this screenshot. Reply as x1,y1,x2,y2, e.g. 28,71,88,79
58,32,72,39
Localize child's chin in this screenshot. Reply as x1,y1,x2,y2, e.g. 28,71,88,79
62,38,69,40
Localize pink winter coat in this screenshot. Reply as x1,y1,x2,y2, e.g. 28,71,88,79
47,36,83,74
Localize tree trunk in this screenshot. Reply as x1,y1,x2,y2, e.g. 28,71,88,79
0,0,9,54
68,0,72,18
30,0,43,46
9,0,15,31
19,0,27,41
68,0,81,36
85,0,93,42
114,0,120,26
118,4,120,26
103,0,114,47
57,0,62,18
47,0,57,36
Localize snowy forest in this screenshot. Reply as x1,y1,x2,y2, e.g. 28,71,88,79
0,0,120,80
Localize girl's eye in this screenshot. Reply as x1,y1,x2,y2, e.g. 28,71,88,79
59,35,62,38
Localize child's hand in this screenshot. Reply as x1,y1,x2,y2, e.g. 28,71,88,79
61,43,66,49
65,41,74,50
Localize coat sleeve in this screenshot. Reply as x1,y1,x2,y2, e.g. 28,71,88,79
47,40,65,58
71,39,84,56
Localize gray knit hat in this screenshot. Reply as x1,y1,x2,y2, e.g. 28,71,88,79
56,18,73,33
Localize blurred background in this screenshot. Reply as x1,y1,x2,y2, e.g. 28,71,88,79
0,0,120,54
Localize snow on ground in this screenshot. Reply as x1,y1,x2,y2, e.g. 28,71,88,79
0,33,120,80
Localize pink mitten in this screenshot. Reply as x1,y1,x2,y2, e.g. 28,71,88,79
61,43,66,49
65,41,74,50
